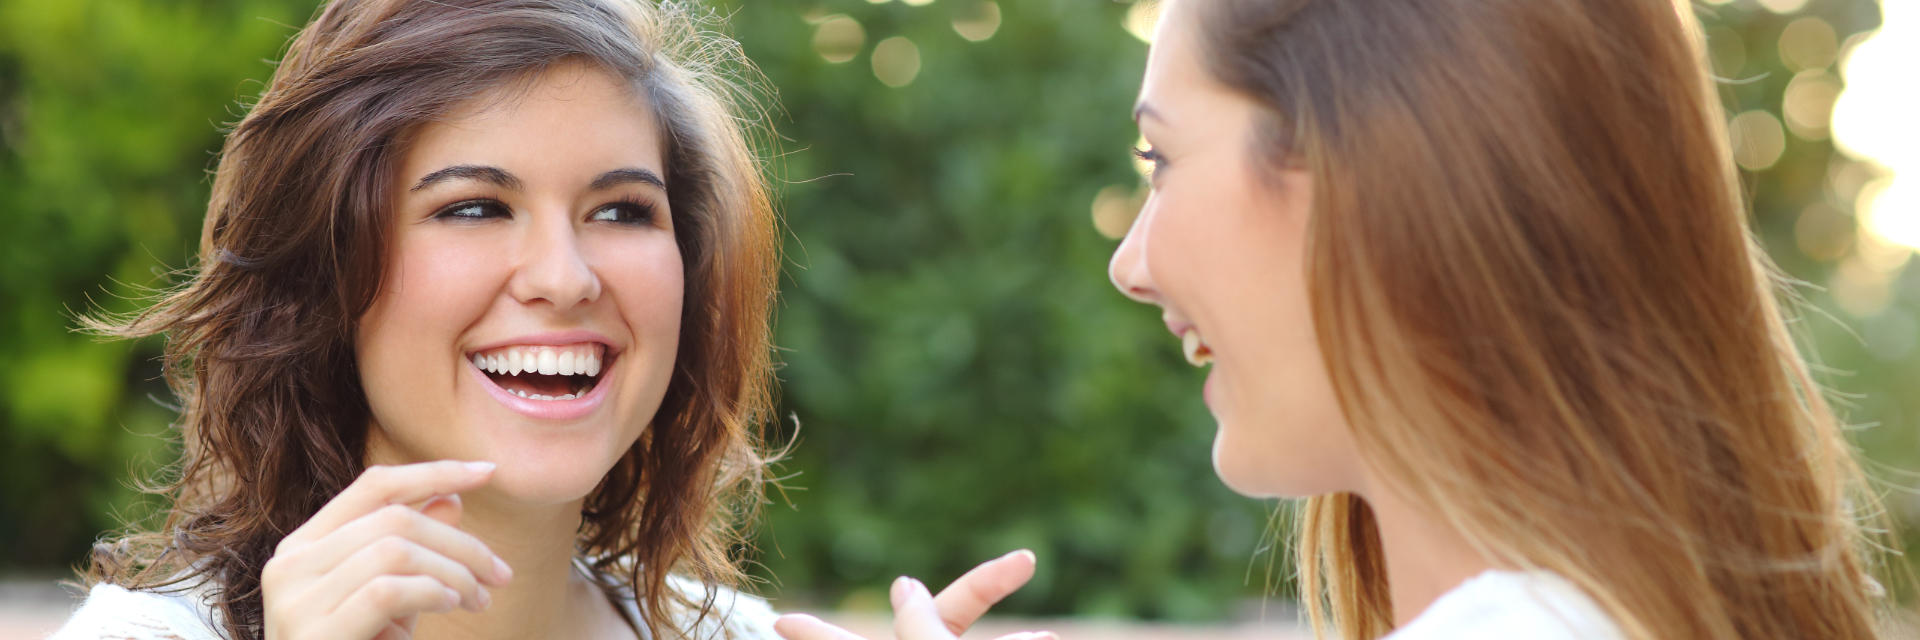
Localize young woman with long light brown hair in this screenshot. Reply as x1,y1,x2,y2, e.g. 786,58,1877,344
776,0,1896,639
51,1,786,638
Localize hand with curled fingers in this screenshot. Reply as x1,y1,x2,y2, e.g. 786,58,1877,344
774,550,1057,640
260,460,515,640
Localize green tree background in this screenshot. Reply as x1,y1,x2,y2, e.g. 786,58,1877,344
0,0,1910,621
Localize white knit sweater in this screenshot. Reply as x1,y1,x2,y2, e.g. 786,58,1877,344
48,568,779,640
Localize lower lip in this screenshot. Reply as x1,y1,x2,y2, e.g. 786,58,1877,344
466,357,614,421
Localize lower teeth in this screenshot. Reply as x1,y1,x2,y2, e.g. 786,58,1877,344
508,388,586,401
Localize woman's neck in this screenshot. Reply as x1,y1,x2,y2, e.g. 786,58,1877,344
408,488,628,640
1355,471,1497,627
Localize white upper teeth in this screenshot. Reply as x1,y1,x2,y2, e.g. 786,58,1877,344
1181,329,1213,367
470,343,605,377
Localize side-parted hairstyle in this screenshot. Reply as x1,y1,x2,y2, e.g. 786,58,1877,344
1196,0,1889,638
84,1,779,638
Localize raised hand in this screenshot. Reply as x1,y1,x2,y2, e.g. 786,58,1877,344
260,460,514,640
774,550,1055,640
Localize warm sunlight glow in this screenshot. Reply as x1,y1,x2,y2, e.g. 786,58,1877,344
1125,1,1159,44
1832,0,1920,252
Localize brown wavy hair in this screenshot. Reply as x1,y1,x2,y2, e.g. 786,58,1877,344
81,1,780,638
1192,0,1891,638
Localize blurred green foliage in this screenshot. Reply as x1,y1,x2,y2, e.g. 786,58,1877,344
1,0,1912,622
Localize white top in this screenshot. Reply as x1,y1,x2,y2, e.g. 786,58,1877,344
1385,570,1624,640
47,566,778,640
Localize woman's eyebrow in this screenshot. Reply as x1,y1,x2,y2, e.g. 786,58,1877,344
1132,101,1163,125
588,167,666,191
409,164,523,192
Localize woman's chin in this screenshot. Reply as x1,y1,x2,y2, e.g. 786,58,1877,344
1211,424,1347,499
1211,428,1276,498
480,458,618,506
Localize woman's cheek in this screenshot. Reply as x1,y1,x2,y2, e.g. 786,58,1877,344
593,235,685,331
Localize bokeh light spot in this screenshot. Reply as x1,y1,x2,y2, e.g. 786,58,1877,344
1705,26,1746,78
1831,256,1893,317
1729,110,1786,171
1125,1,1159,44
952,1,1002,42
812,15,865,64
1756,0,1809,14
1783,70,1842,140
1794,202,1854,261
872,37,922,87
1092,185,1146,240
903,0,935,6
1779,17,1839,71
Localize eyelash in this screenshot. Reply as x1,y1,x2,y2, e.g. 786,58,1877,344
1132,146,1166,172
430,197,660,226
589,196,659,226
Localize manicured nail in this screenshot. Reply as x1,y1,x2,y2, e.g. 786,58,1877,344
493,556,514,583
464,461,496,474
1005,548,1036,562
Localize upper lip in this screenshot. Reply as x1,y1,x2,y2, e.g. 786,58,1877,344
465,330,621,356
1162,314,1197,341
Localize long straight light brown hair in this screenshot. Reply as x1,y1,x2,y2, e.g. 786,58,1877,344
82,1,780,638
1195,0,1890,638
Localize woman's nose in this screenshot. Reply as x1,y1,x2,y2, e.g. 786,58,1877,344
508,213,602,311
1108,205,1158,305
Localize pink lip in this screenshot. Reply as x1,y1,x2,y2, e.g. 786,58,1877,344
463,330,620,422
1162,317,1193,340
466,356,614,421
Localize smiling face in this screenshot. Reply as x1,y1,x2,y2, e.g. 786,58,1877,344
1111,0,1361,498
355,62,682,505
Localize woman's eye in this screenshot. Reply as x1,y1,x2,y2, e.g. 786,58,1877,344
1132,146,1168,176
433,200,511,221
588,200,658,226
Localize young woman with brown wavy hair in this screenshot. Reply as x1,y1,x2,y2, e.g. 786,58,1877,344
51,1,786,638
778,0,1895,639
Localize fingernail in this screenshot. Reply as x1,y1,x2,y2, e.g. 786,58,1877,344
464,461,496,474
442,587,461,610
493,556,514,583
909,577,930,599
475,586,491,610
890,576,910,607
1005,548,1036,562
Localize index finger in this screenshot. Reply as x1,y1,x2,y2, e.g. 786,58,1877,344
932,549,1037,635
287,460,495,545
772,614,867,640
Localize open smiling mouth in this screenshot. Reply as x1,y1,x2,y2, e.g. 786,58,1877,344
467,343,612,401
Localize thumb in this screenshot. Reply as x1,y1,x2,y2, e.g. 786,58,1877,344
419,493,463,527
